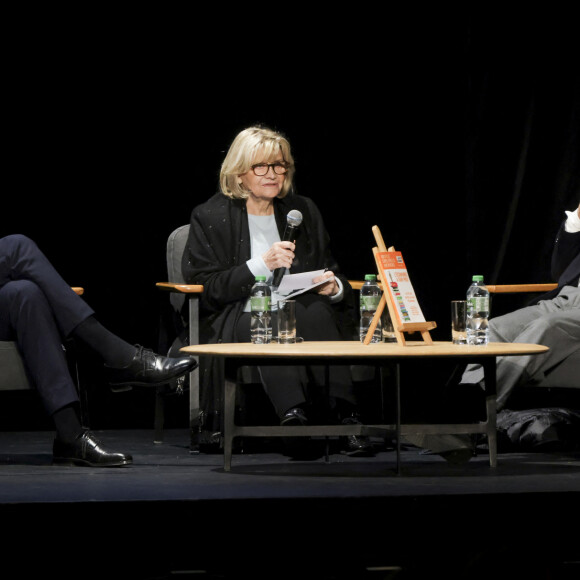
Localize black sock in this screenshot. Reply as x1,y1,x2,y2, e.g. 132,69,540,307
52,404,84,443
72,316,136,367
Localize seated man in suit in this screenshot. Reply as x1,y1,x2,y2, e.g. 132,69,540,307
407,202,580,462
463,202,580,409
0,234,198,467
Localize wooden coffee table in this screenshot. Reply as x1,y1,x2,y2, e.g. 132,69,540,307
180,341,549,472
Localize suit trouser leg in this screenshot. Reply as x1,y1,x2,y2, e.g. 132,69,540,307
461,286,580,410
404,289,580,455
0,280,79,415
0,234,94,337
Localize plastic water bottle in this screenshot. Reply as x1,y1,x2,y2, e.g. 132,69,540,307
250,276,271,344
359,274,382,343
466,275,490,345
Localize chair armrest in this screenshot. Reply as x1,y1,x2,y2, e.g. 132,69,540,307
156,282,204,294
351,281,558,294
348,280,383,291
487,283,558,294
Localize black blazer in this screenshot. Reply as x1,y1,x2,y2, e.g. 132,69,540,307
179,192,357,441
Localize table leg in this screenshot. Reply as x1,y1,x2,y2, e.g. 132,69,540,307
223,378,236,472
482,357,498,468
395,362,401,476
324,364,330,463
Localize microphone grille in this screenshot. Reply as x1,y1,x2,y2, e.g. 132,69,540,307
287,210,303,227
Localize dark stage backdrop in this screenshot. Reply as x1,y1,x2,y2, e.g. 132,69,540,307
3,15,579,429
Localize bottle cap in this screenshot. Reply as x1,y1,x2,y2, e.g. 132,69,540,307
472,275,484,282
255,275,267,281
364,274,377,281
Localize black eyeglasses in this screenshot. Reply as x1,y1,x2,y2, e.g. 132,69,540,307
251,162,289,176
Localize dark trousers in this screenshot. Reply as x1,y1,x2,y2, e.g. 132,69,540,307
0,235,94,415
236,292,356,418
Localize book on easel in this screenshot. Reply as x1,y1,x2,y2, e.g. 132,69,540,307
377,250,426,324
363,225,436,346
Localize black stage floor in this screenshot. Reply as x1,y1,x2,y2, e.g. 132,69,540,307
1,428,579,580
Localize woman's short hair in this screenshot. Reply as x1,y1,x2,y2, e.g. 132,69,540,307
219,126,295,200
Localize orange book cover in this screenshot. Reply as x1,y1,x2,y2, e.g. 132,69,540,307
377,251,426,324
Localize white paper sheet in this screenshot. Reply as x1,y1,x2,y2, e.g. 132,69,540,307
276,269,334,298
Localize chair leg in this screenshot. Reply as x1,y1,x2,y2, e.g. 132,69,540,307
190,416,201,453
154,388,165,444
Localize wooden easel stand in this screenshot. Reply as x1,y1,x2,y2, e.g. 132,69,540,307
363,225,436,346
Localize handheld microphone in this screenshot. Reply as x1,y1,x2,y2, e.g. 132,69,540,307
272,209,303,288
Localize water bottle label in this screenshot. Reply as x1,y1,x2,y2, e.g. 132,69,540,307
468,296,489,311
361,295,381,310
251,296,270,311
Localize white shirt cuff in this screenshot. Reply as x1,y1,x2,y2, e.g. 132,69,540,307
246,257,272,281
329,276,344,303
564,209,580,233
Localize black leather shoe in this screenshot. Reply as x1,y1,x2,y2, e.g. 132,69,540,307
53,430,132,467
280,407,308,427
280,407,320,459
341,414,376,457
106,345,198,388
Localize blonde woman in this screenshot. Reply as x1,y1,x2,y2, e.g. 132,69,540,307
182,126,374,458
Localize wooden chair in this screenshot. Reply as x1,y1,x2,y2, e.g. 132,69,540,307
155,225,203,449
0,287,89,426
